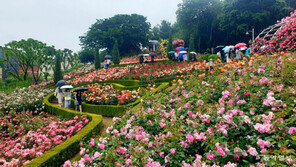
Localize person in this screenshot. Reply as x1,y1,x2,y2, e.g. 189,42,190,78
139,56,144,64
245,47,251,56
235,49,241,60
54,87,63,107
104,59,107,69
174,51,179,61
229,49,235,59
178,52,183,62
106,59,111,68
184,53,188,62
225,52,229,63
64,89,71,109
217,51,221,59
74,91,82,112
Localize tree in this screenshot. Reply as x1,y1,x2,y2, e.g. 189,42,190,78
112,40,120,65
94,50,101,69
80,14,150,55
54,52,63,84
159,20,173,39
61,48,73,70
167,37,174,52
79,49,95,64
189,35,195,52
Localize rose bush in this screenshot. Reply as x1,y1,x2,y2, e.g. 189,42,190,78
65,53,296,166
0,88,52,114
81,84,148,105
0,111,88,167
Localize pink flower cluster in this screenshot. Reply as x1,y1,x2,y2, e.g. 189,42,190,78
0,112,88,167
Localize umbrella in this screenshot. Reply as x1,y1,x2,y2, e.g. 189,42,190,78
143,54,149,57
60,85,73,89
105,55,112,59
190,52,197,55
168,51,175,54
56,80,68,87
223,46,230,53
180,51,187,54
149,52,157,57
234,43,247,49
215,45,224,49
73,87,89,92
137,54,144,57
240,46,248,50
228,45,235,49
177,47,185,51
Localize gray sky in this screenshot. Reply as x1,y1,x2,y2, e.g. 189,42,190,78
0,0,182,52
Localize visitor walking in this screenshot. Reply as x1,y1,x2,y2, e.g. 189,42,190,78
106,59,111,68
74,91,82,112
104,59,108,69
64,89,71,109
184,53,188,62
235,49,241,60
54,87,63,107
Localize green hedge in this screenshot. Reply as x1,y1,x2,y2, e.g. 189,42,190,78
73,82,170,117
24,93,103,167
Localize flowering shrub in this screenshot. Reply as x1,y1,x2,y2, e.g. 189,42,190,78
63,65,94,80
66,53,296,166
173,39,185,47
252,10,296,55
81,84,147,105
159,39,169,58
120,55,169,65
69,67,129,85
0,111,88,166
0,88,52,114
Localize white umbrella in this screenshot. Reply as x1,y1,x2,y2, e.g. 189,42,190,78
180,51,187,54
228,45,235,49
190,52,197,55
60,85,73,89
143,54,149,57
223,46,230,53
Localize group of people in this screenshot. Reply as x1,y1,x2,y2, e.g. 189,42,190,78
217,46,251,63
104,58,111,69
54,87,82,112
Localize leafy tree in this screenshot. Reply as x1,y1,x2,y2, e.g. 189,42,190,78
167,37,174,52
79,49,95,64
54,52,63,84
4,39,49,83
189,35,195,52
112,40,120,65
159,20,173,39
80,14,150,55
94,50,101,69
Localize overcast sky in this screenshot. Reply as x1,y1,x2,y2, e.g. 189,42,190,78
0,0,182,52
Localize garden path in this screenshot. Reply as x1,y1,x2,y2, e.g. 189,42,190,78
50,98,113,165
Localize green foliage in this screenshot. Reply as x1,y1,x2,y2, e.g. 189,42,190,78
78,49,95,64
167,37,174,52
54,53,63,84
80,14,150,55
175,0,295,51
94,51,101,69
24,93,103,167
201,54,221,61
112,40,120,65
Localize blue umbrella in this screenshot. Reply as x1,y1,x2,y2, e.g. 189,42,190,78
177,47,185,51
168,51,175,54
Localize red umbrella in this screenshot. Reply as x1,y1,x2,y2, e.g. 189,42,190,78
234,43,247,49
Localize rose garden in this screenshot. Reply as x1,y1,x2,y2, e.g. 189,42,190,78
1,2,296,167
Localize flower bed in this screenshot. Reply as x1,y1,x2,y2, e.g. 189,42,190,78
66,53,296,166
119,55,169,65
0,111,88,166
0,88,52,114
82,84,147,105
69,67,129,86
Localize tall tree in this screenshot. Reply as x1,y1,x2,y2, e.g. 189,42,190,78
80,14,150,56
159,20,173,39
94,50,101,69
54,52,62,84
112,40,120,65
79,49,95,64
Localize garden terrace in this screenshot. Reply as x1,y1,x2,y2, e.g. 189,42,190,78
67,53,296,166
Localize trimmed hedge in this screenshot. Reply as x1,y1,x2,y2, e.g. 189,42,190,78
73,82,170,117
24,93,103,167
